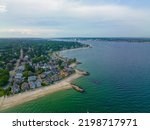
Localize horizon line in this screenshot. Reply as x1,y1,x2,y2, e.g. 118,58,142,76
0,37,150,39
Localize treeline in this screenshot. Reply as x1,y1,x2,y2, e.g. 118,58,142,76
18,39,88,63
23,39,88,58
0,87,11,97
0,37,87,60
0,69,10,97
0,69,9,86
0,39,20,69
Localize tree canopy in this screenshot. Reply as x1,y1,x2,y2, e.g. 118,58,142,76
0,69,9,86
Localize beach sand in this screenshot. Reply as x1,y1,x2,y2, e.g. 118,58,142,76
0,69,85,111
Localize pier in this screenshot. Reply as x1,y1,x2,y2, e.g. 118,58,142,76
71,85,85,93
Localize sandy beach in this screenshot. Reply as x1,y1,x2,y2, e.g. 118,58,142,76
0,69,85,111
60,46,91,53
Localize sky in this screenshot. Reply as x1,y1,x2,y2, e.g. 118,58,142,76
0,0,150,38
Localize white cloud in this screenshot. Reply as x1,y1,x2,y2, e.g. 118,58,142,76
0,28,61,37
4,0,149,22
70,4,149,22
0,4,7,13
0,0,150,37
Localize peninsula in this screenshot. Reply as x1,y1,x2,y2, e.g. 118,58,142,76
0,38,89,111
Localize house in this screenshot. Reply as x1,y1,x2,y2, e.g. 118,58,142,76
51,68,59,75
24,55,29,61
51,75,59,82
45,77,53,84
60,70,68,77
41,64,50,69
28,76,37,82
40,74,46,79
14,78,24,84
44,71,51,76
65,67,74,74
35,80,42,88
10,59,16,64
9,77,13,83
29,82,36,89
15,73,23,79
21,82,30,91
61,62,68,67
34,63,40,70
18,65,25,72
42,80,49,85
12,84,20,94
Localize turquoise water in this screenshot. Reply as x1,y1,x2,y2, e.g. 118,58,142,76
2,40,150,113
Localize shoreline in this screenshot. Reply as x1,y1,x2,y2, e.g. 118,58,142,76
0,69,86,111
60,46,91,53
0,45,91,112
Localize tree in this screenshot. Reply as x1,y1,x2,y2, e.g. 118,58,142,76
36,68,44,75
0,69,9,86
4,87,12,96
25,63,35,72
0,87,5,97
0,61,5,68
23,71,33,78
73,58,77,63
32,56,48,63
58,59,63,66
41,82,47,86
59,65,64,70
6,63,14,71
68,58,77,65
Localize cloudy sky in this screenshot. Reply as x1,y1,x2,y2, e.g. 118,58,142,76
0,0,150,37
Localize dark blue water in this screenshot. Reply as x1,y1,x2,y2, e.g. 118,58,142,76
61,41,150,112
3,40,150,113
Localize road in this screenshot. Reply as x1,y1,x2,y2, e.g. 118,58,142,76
3,48,23,90
12,48,23,76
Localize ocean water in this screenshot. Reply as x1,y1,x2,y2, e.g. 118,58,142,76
2,40,150,113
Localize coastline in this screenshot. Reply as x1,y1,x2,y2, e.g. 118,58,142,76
60,46,91,53
0,69,86,111
0,45,91,112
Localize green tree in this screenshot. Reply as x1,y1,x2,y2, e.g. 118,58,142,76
0,87,5,97
23,71,33,78
6,63,14,71
4,87,12,96
59,65,64,70
58,59,63,66
36,68,45,75
25,63,35,72
0,69,9,86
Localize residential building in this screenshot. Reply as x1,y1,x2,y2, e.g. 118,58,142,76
35,80,42,88
12,84,20,94
21,82,30,91
28,76,37,82
15,73,23,79
29,82,36,89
